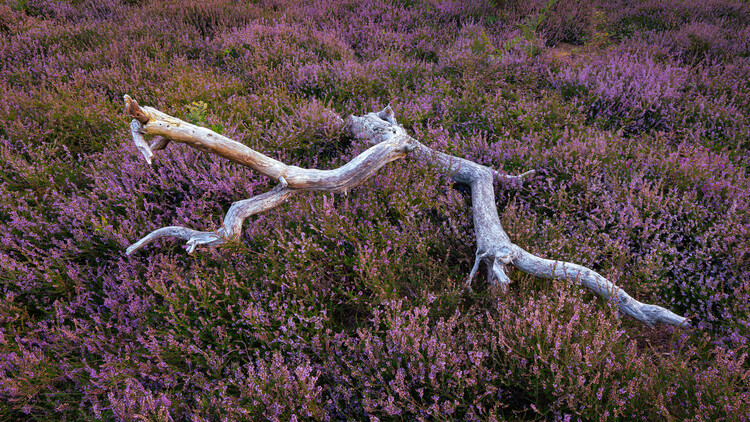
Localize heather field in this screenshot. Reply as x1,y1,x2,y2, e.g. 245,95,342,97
1,0,750,420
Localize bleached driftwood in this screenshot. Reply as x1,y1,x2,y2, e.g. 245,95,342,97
122,95,688,328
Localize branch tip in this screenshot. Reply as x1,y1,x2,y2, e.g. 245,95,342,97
124,95,149,124
129,119,153,165
150,136,170,151
377,105,397,124
495,168,536,183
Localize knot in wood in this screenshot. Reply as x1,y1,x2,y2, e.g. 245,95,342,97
483,246,516,265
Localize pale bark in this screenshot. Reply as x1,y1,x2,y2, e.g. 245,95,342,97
122,95,688,328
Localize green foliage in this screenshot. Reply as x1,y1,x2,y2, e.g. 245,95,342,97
184,100,225,134
8,0,28,13
500,0,558,57
185,100,209,124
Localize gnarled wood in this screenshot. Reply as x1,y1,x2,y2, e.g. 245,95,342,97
122,95,688,328
125,176,294,255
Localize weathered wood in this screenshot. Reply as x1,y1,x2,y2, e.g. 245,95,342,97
123,96,413,191
122,95,688,328
125,177,295,255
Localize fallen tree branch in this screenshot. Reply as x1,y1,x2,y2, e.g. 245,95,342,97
125,177,294,255
122,95,688,328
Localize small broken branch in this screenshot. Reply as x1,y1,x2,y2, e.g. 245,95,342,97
122,95,688,328
496,169,536,182
126,176,294,255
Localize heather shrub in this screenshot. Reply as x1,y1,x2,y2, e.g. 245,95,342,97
438,24,530,78
614,17,750,68
692,58,750,116
16,0,125,23
2,0,750,419
0,3,26,31
605,0,678,40
0,85,120,153
551,50,687,135
315,282,750,420
216,21,354,75
142,0,266,38
655,21,750,64
495,0,595,45
605,0,750,40
549,44,749,145
259,100,352,167
538,132,749,337
318,299,503,419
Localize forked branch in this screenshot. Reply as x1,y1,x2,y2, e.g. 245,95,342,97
122,95,688,328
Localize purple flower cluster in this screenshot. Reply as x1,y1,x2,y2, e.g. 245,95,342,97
1,0,749,420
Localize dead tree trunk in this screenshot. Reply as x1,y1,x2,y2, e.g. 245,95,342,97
123,95,688,328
